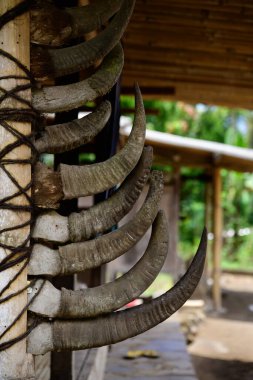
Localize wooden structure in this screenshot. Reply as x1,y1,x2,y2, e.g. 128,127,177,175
122,0,253,109
105,319,197,380
0,1,34,378
1,0,253,378
121,127,253,310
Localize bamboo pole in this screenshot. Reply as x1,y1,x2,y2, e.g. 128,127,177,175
0,1,34,378
212,167,223,311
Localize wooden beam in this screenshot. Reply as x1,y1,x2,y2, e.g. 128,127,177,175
123,62,253,87
133,0,253,13
124,46,253,72
124,28,253,55
121,78,253,110
0,1,34,379
212,167,223,311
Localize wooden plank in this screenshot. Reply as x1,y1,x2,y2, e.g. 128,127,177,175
0,0,34,378
122,78,253,109
124,29,253,55
132,6,253,24
124,46,253,72
131,11,253,34
104,319,197,380
123,64,253,87
133,0,253,13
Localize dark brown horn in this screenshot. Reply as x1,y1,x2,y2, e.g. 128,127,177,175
31,0,122,46
67,0,122,37
31,0,135,78
27,229,207,354
32,43,124,113
35,100,111,154
28,211,168,318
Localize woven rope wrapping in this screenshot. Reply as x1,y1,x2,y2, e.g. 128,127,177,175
0,1,44,351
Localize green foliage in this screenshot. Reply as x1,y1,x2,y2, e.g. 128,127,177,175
141,272,173,297
121,95,253,270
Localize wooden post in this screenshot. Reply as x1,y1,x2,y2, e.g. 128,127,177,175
161,166,181,279
199,171,213,299
212,167,223,311
0,1,34,379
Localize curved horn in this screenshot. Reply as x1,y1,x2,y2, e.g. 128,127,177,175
31,0,122,46
31,0,135,78
67,0,122,37
28,211,168,318
30,171,163,276
27,229,207,354
69,146,153,241
59,171,163,275
32,147,152,244
35,101,111,154
60,83,146,198
32,43,124,113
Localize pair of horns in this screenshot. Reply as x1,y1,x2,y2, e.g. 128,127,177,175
31,0,135,78
30,171,163,276
27,228,207,355
29,210,168,318
34,84,146,206
31,0,122,46
32,43,124,113
33,147,153,243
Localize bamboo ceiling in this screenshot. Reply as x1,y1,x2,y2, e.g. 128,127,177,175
122,0,253,109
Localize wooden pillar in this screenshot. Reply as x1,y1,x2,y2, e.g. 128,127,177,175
162,166,181,279
0,1,34,379
212,167,223,311
197,172,213,300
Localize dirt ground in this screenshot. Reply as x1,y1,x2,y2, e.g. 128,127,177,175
189,273,253,380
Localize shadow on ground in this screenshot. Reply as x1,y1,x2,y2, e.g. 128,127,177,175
189,273,253,380
192,356,253,380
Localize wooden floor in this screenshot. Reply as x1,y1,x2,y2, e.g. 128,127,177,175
104,318,198,380
34,318,197,380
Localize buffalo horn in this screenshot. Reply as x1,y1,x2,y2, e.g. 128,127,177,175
32,147,152,243
27,228,207,354
31,0,134,78
32,43,124,113
30,171,163,276
31,0,122,46
69,146,153,241
59,171,163,275
59,83,146,198
28,211,168,318
35,101,111,154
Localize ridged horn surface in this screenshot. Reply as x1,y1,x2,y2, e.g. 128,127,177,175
31,0,134,78
31,0,122,46
32,43,124,113
69,146,153,242
28,211,168,318
27,229,207,355
60,84,146,199
67,0,122,37
35,101,111,154
58,171,163,275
